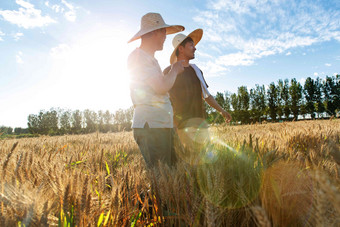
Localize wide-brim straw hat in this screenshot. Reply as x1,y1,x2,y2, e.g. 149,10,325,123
128,12,184,43
170,29,203,64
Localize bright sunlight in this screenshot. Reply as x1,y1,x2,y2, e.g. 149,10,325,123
47,24,134,111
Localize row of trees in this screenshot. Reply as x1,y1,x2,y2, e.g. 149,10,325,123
207,75,339,124
27,107,133,135
2,75,338,136
0,126,29,135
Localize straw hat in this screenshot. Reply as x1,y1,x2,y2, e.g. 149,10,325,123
128,12,184,43
170,29,203,64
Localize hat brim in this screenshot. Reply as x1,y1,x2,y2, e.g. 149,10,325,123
170,29,203,64
128,24,184,43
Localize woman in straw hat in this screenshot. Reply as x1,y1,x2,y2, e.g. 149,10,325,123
127,12,185,168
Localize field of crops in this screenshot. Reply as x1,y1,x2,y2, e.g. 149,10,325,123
0,119,339,226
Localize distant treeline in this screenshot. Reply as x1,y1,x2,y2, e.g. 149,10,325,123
25,107,134,135
1,75,339,137
207,75,339,124
0,126,29,136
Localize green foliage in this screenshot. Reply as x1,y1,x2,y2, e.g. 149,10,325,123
20,75,340,134
323,75,339,116
26,107,133,136
250,84,266,123
105,150,128,171
304,77,316,119
238,86,250,124
289,78,303,120
197,143,263,208
58,206,75,227
267,82,278,121
314,77,325,118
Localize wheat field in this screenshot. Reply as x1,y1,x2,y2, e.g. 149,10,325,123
0,119,339,226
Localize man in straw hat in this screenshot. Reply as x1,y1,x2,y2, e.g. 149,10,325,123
127,12,185,168
163,29,232,153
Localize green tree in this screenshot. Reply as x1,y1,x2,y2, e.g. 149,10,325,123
28,114,39,134
289,78,303,120
237,86,250,124
14,127,28,134
323,76,337,117
231,93,240,123
282,79,291,120
60,109,71,134
103,110,113,132
0,126,13,135
277,80,284,120
213,92,227,123
113,107,133,131
249,84,266,123
267,82,278,122
314,77,325,118
46,108,59,135
303,77,316,119
84,109,97,133
71,110,82,134
300,99,307,119
334,74,340,116
98,110,105,133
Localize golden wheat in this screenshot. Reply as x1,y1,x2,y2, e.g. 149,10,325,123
0,120,339,226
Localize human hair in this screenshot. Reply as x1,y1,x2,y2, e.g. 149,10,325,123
175,37,194,56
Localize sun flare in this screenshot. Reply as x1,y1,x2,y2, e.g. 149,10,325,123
48,25,134,111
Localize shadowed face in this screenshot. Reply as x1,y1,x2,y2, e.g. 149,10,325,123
153,28,166,51
179,40,196,61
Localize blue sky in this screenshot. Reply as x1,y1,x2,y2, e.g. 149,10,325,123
0,0,339,128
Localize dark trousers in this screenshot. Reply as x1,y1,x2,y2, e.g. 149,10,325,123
133,123,178,168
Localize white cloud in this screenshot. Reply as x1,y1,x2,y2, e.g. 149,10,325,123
62,0,76,22
194,0,340,75
0,0,56,29
334,73,339,76
14,32,24,41
64,11,76,22
216,52,254,66
52,5,63,13
45,1,64,13
314,72,318,76
0,30,4,41
16,51,23,64
325,63,331,67
50,43,71,58
196,50,214,59
44,0,77,22
197,60,229,77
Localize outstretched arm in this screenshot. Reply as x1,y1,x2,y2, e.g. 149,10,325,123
205,95,232,123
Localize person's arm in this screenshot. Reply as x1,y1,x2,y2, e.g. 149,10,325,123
205,95,232,123
146,61,184,95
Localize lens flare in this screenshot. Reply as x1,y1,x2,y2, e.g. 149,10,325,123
196,138,263,209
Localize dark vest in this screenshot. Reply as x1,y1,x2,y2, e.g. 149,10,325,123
164,66,208,128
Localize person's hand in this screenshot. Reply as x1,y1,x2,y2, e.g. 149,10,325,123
221,110,232,123
171,60,185,74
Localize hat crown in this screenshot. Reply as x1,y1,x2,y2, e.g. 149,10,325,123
141,13,166,31
172,33,187,48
